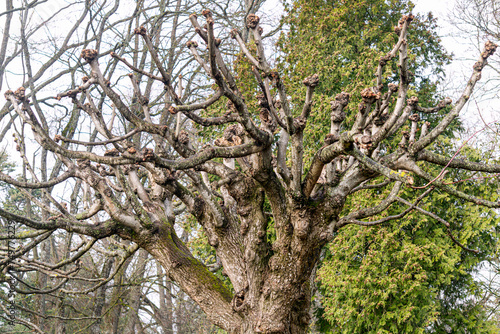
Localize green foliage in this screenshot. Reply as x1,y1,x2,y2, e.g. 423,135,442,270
317,169,498,333
313,134,500,333
279,0,498,332
278,0,451,160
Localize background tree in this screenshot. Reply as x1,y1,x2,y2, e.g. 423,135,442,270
451,0,500,100
0,0,498,333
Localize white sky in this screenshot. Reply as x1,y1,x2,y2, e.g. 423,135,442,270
414,0,499,134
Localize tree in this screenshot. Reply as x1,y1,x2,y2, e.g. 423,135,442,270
0,1,499,333
0,0,266,332
280,1,499,332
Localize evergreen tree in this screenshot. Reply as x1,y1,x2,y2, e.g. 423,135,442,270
280,0,499,332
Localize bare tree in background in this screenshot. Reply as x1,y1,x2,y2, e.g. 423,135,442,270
0,1,499,333
452,0,500,99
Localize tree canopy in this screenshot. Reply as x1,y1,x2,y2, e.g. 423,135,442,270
0,0,499,333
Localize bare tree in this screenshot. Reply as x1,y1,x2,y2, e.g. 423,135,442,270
452,0,499,41
451,0,500,100
0,1,499,333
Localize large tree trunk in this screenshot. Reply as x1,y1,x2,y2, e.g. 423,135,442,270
144,240,317,333
142,204,329,334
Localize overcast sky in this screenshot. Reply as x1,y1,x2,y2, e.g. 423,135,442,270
414,0,458,53
414,0,498,128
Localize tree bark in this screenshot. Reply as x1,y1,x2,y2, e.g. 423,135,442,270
140,200,332,334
